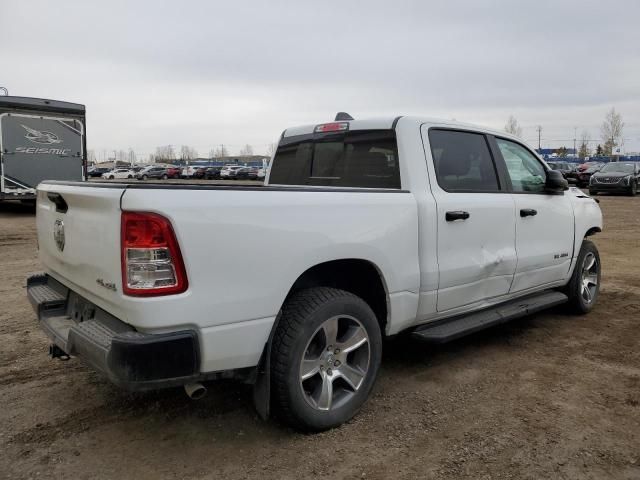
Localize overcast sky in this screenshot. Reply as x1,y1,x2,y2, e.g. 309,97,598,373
2,0,640,159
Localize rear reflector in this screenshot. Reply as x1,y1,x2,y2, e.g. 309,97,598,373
314,122,349,133
121,212,188,296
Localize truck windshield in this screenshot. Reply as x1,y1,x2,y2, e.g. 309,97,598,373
269,130,400,189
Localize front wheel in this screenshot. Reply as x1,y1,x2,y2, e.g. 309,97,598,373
271,287,382,432
162,174,168,180
629,181,637,196
142,175,148,180
563,240,600,314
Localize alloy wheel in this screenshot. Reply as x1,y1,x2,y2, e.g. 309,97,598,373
299,315,370,411
581,252,599,304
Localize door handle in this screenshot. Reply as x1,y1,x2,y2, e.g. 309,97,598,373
445,211,470,221
520,208,538,217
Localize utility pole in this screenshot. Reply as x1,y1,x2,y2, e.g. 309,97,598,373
573,127,577,157
536,125,542,151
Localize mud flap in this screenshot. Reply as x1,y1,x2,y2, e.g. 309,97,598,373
252,310,282,420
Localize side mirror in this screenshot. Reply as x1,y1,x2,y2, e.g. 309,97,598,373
545,170,569,193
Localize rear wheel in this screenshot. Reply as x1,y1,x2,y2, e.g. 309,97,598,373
142,174,148,180
563,240,600,314
271,287,382,432
162,174,168,180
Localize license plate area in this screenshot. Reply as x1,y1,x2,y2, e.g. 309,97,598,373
66,291,97,324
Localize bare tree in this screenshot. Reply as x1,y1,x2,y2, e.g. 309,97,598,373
240,144,253,156
600,107,624,156
213,145,228,158
180,145,198,161
504,115,523,138
155,145,175,162
578,130,590,158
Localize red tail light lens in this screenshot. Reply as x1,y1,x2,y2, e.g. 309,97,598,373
121,212,188,296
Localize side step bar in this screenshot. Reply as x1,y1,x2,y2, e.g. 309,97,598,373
412,291,568,344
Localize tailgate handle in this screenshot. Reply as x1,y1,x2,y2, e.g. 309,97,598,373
47,193,68,213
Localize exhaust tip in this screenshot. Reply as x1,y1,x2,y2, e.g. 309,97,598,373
184,382,207,400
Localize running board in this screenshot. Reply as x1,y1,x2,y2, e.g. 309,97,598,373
412,291,568,344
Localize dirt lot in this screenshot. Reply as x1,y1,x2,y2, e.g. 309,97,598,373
1,194,639,480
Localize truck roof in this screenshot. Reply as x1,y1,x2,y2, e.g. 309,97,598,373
0,96,85,115
282,115,522,143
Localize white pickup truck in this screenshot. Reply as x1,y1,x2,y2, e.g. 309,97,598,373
28,115,603,431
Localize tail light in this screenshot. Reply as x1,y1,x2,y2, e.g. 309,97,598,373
121,212,188,296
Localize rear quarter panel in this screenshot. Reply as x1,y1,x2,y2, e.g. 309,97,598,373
119,188,419,333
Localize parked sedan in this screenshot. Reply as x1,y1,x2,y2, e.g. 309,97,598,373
204,166,223,179
102,168,135,179
547,161,578,183
589,162,639,196
577,163,604,187
220,165,245,179
136,166,168,180
88,167,111,178
165,167,182,179
235,167,259,180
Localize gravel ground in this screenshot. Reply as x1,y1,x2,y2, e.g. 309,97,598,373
0,193,639,480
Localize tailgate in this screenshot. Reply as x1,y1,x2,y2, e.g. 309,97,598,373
36,182,125,309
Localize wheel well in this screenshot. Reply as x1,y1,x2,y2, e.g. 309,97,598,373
287,259,388,332
585,227,601,237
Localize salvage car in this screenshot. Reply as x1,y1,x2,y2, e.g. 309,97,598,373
577,163,603,187
28,115,603,431
589,161,639,196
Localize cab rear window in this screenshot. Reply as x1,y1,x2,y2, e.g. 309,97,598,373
269,130,400,189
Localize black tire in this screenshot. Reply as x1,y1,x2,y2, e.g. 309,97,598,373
142,175,148,180
127,175,132,179
162,174,168,180
271,287,382,432
628,181,637,196
563,240,600,314
589,189,597,196
109,175,114,179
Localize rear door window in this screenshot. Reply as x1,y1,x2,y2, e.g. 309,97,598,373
269,130,400,189
428,129,500,192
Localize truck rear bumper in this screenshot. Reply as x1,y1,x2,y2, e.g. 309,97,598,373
27,273,200,391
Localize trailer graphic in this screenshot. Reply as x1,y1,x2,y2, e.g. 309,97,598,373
0,96,86,201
